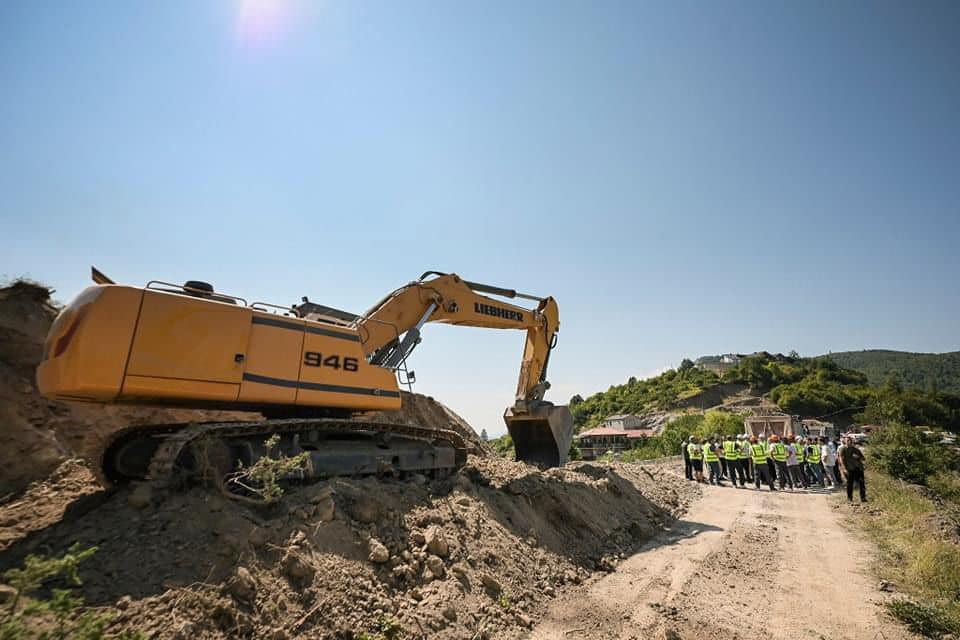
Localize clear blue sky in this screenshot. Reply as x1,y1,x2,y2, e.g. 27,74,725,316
2,1,958,436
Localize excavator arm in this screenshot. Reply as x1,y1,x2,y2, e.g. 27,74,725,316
349,272,573,466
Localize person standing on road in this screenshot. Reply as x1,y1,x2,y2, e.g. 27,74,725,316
751,436,776,490
682,436,693,481
703,437,725,486
805,437,825,487
718,437,729,480
831,438,844,485
762,435,777,484
723,435,745,487
821,437,837,488
687,436,705,483
785,435,806,490
769,435,791,489
839,437,868,503
739,435,754,483
796,436,811,484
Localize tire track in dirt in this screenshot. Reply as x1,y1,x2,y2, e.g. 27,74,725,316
530,482,912,640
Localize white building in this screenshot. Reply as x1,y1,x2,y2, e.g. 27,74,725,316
601,414,643,430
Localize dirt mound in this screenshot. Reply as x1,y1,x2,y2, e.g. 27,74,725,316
0,456,696,639
362,391,489,454
0,280,73,494
0,279,485,495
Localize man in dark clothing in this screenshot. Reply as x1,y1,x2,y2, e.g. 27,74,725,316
682,438,692,480
839,437,867,502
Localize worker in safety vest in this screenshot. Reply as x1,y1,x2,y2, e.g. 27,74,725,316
750,435,775,490
723,436,745,487
687,436,704,483
805,437,825,487
703,437,724,485
796,435,811,485
738,435,754,483
769,434,791,490
761,435,777,483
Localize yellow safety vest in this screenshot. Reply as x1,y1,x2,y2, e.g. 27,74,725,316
771,443,787,462
751,443,767,464
796,443,806,462
687,443,702,460
807,444,821,464
703,443,719,463
723,440,739,461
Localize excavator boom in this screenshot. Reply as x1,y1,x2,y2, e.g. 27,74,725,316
350,271,573,466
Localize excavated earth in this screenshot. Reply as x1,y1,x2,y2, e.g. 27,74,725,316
0,278,699,639
0,456,696,640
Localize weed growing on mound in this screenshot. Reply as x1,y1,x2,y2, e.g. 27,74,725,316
1,544,144,640
357,615,404,640
226,434,309,503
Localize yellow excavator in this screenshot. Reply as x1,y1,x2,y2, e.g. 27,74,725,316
37,268,573,488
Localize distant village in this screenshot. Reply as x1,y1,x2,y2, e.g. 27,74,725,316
578,354,852,461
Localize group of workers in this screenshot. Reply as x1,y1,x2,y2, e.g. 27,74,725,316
682,432,868,502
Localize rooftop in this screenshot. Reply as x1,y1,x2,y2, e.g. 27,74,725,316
578,427,629,438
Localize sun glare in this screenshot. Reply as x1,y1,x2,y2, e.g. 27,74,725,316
236,0,291,46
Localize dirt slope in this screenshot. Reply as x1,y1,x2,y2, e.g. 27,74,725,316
531,482,912,640
0,456,696,639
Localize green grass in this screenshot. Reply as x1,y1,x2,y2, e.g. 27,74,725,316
846,470,960,637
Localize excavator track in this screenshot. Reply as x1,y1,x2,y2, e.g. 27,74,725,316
100,419,469,490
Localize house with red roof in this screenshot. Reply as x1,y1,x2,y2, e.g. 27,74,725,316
577,414,656,459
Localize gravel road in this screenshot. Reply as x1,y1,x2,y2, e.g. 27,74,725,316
529,480,912,640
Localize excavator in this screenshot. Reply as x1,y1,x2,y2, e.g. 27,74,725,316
36,268,574,490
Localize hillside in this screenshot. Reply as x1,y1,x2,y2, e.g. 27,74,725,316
572,352,960,431
826,349,960,395
569,362,723,430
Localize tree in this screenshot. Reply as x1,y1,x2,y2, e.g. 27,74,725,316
868,423,940,485
679,358,695,372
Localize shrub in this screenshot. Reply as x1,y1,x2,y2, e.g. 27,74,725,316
1,545,144,640
225,434,309,503
868,424,939,485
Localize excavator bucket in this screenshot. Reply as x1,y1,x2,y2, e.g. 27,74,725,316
503,403,574,468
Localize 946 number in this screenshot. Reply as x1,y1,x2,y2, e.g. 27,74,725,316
303,352,359,372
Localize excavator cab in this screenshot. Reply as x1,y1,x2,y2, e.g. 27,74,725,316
504,402,574,467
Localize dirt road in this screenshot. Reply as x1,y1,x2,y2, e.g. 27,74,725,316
530,479,911,640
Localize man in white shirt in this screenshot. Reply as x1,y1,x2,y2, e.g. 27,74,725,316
785,436,806,489
820,437,837,488
831,438,844,485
